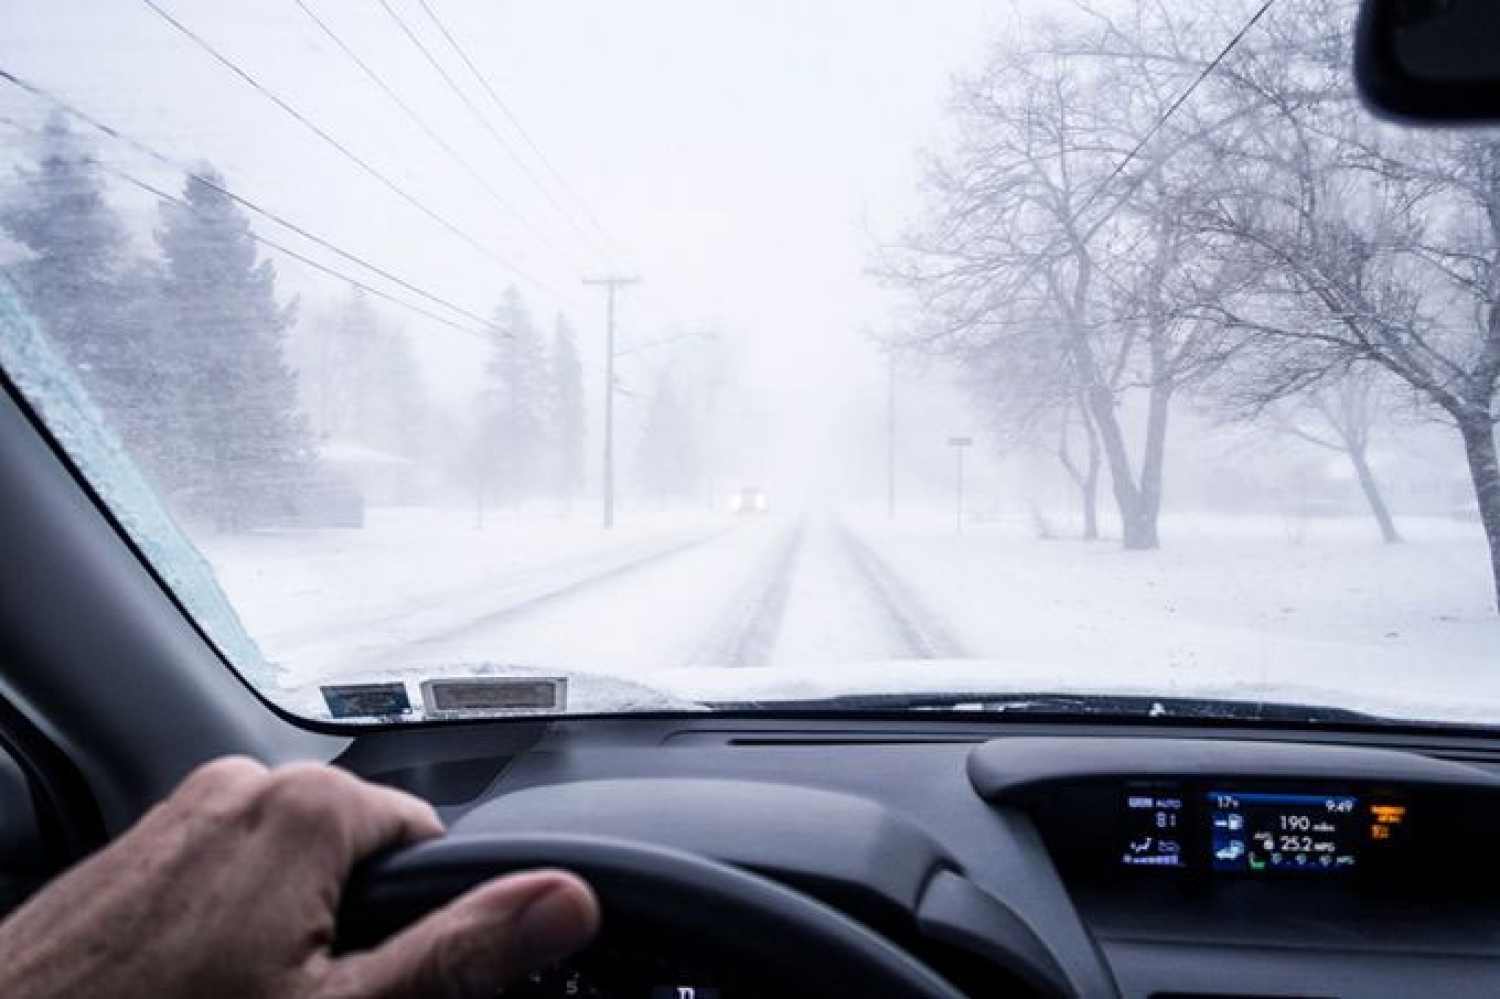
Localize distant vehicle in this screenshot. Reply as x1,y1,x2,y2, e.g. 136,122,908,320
731,486,769,515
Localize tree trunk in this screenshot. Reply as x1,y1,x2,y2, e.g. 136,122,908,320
1081,445,1100,541
1085,384,1157,550
1133,379,1172,551
1058,400,1102,541
1346,443,1402,544
1080,397,1101,541
1458,416,1500,615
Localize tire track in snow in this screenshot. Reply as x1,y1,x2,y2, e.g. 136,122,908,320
689,519,806,668
281,523,745,678
266,529,722,654
834,518,965,660
402,523,746,651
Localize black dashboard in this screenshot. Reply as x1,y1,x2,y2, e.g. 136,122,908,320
333,716,1500,997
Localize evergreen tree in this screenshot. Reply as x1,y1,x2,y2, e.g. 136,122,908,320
310,287,426,458
479,287,548,504
154,166,310,529
363,315,425,462
546,313,586,508
635,372,698,504
0,113,154,446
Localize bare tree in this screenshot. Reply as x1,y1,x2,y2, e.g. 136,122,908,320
1270,368,1404,543
1056,392,1103,539
949,309,1103,538
1181,0,1500,609
880,11,1239,550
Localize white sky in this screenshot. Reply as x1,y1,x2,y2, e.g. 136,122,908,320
0,0,1017,500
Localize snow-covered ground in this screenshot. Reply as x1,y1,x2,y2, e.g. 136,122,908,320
805,512,1500,723
196,504,1500,726
201,507,727,679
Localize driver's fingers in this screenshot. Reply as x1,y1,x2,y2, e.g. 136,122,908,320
319,870,600,999
253,764,445,871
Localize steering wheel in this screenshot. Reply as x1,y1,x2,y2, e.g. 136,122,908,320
336,833,965,997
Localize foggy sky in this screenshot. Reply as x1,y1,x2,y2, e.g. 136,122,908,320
0,0,1009,501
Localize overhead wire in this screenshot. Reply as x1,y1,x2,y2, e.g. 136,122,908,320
374,0,618,270
118,173,493,338
413,0,630,265
407,1,712,349
289,0,588,275
138,0,575,307
0,67,507,339
924,0,1279,318
382,1,708,350
1067,0,1277,245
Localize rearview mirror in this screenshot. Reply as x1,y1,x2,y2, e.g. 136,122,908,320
1356,0,1500,123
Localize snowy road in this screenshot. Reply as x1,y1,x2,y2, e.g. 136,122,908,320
254,511,967,686
206,506,1500,724
833,518,964,660
689,514,964,669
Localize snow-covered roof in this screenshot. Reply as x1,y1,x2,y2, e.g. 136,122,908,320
317,440,415,466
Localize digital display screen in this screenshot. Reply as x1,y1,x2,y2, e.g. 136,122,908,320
1116,787,1409,874
1121,792,1187,868
1209,791,1360,872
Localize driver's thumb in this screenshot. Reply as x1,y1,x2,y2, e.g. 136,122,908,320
323,869,600,998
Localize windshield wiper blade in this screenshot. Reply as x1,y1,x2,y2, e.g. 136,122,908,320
705,691,1389,725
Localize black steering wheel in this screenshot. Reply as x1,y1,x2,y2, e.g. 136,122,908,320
337,833,965,997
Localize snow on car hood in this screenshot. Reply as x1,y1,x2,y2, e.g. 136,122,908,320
281,656,1496,727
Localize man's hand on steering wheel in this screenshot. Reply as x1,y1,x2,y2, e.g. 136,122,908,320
0,757,600,998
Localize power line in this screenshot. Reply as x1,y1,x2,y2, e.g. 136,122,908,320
933,0,1278,314
138,0,571,304
0,66,505,338
1070,0,1277,244
414,0,629,264
290,0,586,274
72,150,501,338
122,173,491,338
375,0,614,268
411,2,706,352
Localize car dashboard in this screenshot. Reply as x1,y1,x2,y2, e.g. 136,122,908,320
323,716,1500,997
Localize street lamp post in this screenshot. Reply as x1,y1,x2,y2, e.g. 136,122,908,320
947,436,973,533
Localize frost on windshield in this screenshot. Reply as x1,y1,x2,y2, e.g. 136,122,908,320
0,281,273,689
0,0,1497,724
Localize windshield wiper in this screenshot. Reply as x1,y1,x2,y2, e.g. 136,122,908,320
705,691,1390,726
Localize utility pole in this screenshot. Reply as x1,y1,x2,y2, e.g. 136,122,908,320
583,274,640,529
948,436,973,534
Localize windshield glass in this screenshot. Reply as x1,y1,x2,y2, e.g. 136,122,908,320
2,0,1498,726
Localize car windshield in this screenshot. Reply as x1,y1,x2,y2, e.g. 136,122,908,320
2,0,1498,726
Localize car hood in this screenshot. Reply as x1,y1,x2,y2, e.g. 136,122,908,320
276,656,1493,729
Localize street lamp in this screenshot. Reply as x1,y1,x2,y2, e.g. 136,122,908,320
947,436,973,533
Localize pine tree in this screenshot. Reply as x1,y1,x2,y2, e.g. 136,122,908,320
0,113,154,447
154,166,310,529
364,315,425,462
310,287,426,458
636,372,698,504
546,313,586,509
479,287,548,504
